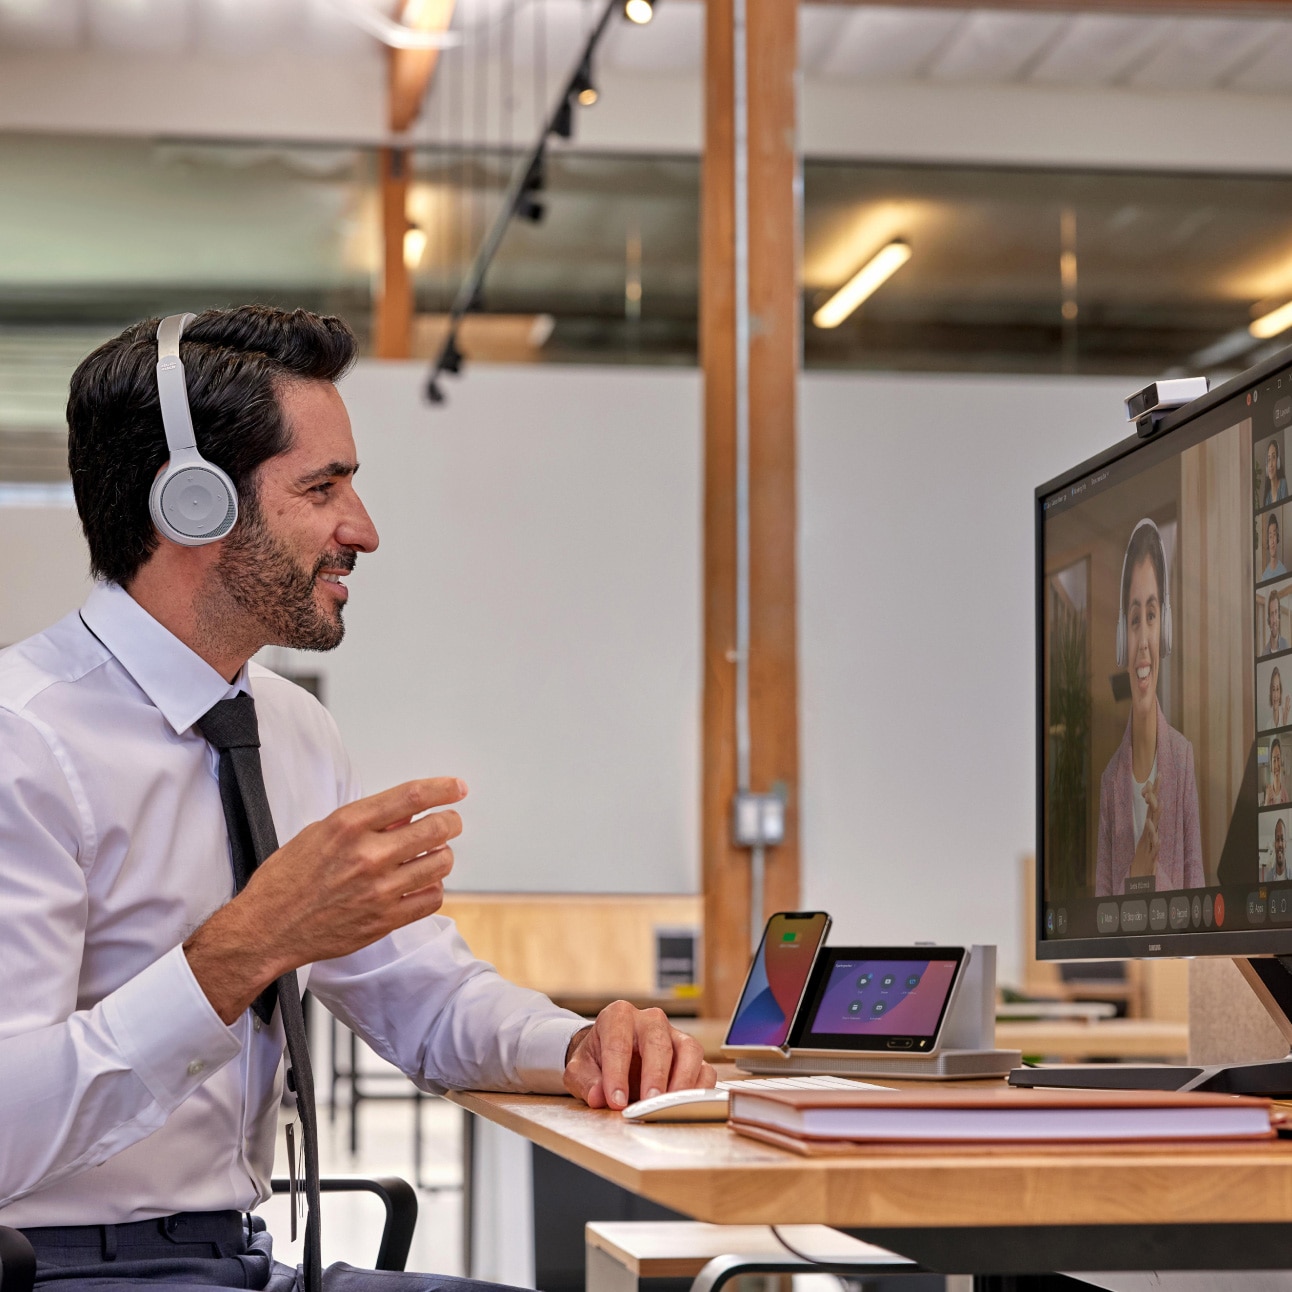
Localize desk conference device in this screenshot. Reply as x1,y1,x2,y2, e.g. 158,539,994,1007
727,939,1019,1080
1026,339,1292,1095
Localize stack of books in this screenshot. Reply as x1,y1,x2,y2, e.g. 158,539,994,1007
727,1084,1279,1155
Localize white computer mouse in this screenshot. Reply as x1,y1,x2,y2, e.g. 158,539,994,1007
621,1087,731,1123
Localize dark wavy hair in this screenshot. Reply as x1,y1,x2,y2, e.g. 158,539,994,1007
67,306,357,586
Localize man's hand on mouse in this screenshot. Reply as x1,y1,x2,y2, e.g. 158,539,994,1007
562,1000,716,1109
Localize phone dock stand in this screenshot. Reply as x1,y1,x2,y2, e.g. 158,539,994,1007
732,944,1020,1080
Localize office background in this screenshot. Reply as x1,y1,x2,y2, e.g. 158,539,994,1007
2,360,1141,979
5,0,1292,989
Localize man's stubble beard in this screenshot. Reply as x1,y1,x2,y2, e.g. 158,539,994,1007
211,497,355,653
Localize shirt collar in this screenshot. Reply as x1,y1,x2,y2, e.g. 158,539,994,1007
80,581,250,736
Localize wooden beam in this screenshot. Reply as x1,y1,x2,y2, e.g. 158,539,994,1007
374,147,413,360
701,0,801,1021
388,0,456,134
373,0,455,357
390,48,438,135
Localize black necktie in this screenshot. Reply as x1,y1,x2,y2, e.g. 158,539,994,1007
197,694,322,1292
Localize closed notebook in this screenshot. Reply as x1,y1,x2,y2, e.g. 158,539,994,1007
727,1085,1276,1143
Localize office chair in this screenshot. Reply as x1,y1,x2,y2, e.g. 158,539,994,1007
0,1177,417,1292
0,1223,35,1292
269,1176,419,1273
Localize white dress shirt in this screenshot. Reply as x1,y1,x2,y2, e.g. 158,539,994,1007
0,581,585,1226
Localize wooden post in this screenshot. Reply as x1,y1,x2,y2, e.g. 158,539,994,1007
374,147,413,360
701,0,800,1020
374,1,455,359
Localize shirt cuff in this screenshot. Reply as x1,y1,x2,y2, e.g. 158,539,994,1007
515,1014,589,1095
100,943,242,1112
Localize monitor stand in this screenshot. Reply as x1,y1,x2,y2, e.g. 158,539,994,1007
1009,956,1292,1095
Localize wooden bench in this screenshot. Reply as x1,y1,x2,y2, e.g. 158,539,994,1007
585,1221,916,1292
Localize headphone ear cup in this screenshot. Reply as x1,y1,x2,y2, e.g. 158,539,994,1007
1161,593,1172,658
149,460,238,546
1116,611,1127,671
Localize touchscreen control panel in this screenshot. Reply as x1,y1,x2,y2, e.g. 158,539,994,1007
791,946,965,1052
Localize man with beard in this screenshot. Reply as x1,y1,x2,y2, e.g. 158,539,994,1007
0,307,712,1292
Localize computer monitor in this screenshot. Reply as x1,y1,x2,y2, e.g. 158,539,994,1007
1031,345,1292,1092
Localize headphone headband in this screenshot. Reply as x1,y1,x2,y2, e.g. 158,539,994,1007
155,313,198,456
1115,517,1173,670
148,312,239,546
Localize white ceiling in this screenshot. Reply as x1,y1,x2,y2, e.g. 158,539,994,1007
2,1,1292,95
690,5,1292,93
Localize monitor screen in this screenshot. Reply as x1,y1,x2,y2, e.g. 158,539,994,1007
1038,350,1292,958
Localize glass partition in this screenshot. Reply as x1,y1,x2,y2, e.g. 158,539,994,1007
6,130,1292,483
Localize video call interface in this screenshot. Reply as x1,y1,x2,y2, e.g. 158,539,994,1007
802,958,958,1045
1041,367,1292,943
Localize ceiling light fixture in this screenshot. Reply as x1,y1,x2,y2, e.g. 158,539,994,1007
551,98,574,139
624,0,654,24
1251,300,1292,341
516,195,545,223
515,152,546,223
403,224,428,270
573,60,599,106
427,0,646,406
326,0,460,50
812,239,911,329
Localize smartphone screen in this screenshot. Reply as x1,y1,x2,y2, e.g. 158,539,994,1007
724,911,831,1048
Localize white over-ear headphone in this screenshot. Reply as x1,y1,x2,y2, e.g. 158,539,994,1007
148,313,239,546
1115,517,1173,670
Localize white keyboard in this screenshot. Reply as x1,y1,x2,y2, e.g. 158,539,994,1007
622,1073,887,1123
716,1074,879,1092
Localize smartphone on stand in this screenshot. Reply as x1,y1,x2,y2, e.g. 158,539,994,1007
723,911,832,1052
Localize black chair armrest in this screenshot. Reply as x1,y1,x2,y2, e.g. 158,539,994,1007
0,1224,36,1292
270,1176,418,1273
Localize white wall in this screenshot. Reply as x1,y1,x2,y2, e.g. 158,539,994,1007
802,80,1292,173
5,48,1292,176
321,361,703,896
0,49,387,141
797,371,1137,979
0,362,1145,980
0,503,92,645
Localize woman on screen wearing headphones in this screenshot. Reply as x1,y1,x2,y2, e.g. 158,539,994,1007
1095,519,1204,897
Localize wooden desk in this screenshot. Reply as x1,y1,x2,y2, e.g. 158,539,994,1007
997,1018,1189,1062
449,1079,1292,1277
